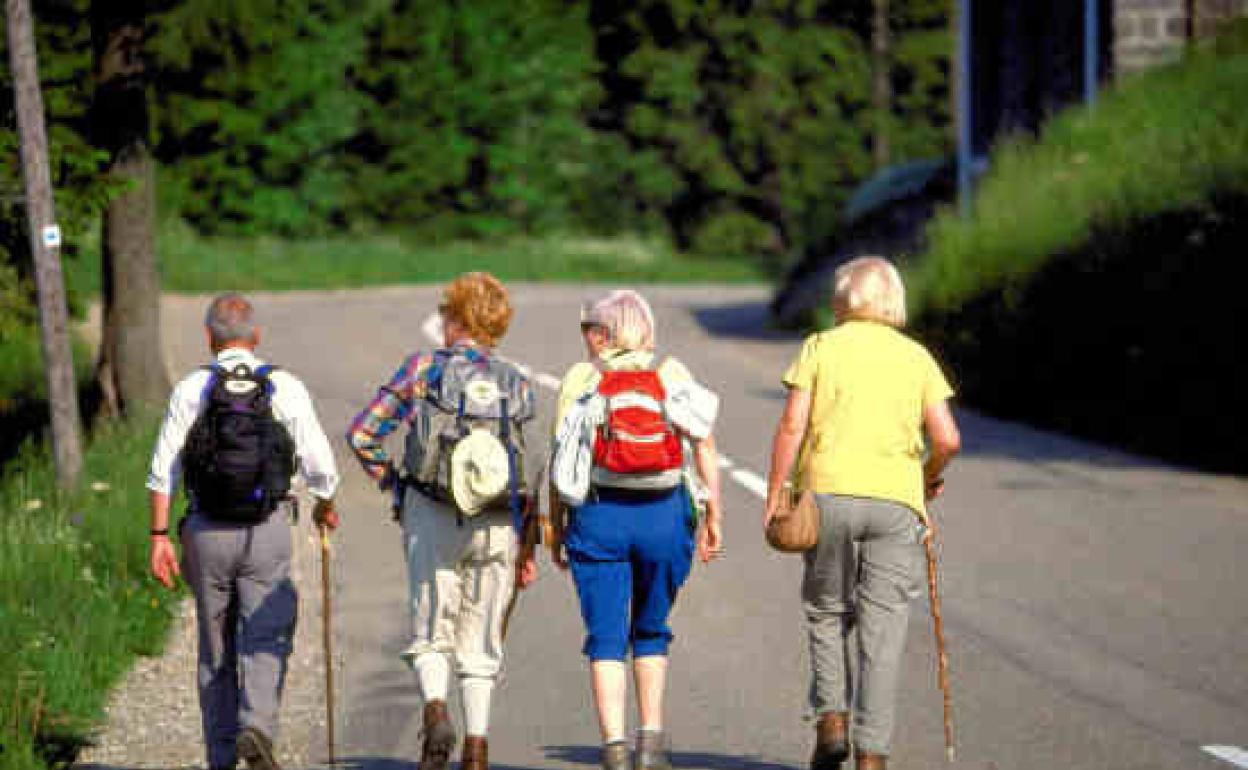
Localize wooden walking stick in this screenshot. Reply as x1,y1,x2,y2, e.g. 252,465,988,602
501,468,545,641
319,523,337,766
924,524,955,762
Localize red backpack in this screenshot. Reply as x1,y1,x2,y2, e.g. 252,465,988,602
591,367,684,490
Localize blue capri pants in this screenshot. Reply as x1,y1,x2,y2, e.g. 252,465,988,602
565,487,695,661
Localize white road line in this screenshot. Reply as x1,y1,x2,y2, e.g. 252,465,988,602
420,312,442,345
730,468,768,499
420,312,770,500
535,372,562,391
1205,746,1248,768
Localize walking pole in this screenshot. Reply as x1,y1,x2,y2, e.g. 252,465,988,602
501,468,544,641
319,523,337,766
924,524,955,762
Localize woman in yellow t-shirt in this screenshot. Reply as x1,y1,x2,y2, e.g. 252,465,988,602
764,257,961,770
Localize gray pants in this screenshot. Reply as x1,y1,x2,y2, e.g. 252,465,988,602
802,495,924,756
181,508,296,769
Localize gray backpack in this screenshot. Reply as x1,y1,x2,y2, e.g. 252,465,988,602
403,348,534,522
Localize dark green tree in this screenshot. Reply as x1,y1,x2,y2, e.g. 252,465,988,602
590,0,880,260
346,0,618,236
589,0,952,260
147,0,374,235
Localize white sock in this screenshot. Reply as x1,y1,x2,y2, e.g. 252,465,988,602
460,676,494,737
412,652,450,702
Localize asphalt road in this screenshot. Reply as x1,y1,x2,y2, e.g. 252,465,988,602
161,285,1248,770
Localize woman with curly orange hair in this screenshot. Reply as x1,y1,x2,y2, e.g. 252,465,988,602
347,272,536,770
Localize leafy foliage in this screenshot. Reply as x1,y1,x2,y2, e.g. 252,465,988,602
344,0,619,236
5,1,954,266
911,31,1248,311
1,0,114,411
910,29,1248,473
1,0,114,301
148,0,373,235
138,0,951,253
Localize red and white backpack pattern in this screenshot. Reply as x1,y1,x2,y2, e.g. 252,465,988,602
590,368,684,490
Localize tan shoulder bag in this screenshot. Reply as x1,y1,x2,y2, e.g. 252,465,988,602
765,482,820,553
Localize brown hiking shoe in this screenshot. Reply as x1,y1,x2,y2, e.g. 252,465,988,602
634,730,672,770
461,736,488,770
236,727,279,770
602,740,630,770
419,700,456,770
811,712,849,770
855,751,887,770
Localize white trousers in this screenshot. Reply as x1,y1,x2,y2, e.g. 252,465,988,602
398,491,517,680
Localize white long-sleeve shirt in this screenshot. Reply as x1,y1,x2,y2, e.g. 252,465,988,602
147,346,340,501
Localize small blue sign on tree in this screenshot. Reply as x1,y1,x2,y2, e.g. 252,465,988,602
41,224,61,249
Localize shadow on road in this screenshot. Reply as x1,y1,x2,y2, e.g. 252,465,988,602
955,410,1186,473
689,302,797,343
326,746,801,770
331,757,543,770
545,744,802,770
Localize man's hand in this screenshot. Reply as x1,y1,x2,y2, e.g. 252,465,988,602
150,535,180,590
313,498,339,531
924,476,946,502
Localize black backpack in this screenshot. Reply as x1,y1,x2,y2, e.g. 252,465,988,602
183,363,296,522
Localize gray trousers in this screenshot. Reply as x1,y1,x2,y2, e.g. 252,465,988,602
181,507,296,769
802,495,924,755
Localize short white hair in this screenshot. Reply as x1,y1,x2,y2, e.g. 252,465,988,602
205,293,257,345
589,289,656,351
832,256,907,327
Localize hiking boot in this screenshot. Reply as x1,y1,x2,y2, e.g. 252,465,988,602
236,727,279,770
810,712,850,770
855,751,887,770
419,699,456,770
602,740,630,770
461,736,488,770
634,730,672,770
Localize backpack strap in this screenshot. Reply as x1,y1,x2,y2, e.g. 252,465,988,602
254,363,279,395
199,363,225,400
500,395,523,534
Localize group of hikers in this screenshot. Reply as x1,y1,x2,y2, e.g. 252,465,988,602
144,257,960,770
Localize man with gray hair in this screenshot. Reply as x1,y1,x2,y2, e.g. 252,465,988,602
147,293,340,770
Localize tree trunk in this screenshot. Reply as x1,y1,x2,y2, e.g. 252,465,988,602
92,0,170,414
872,0,892,169
7,0,84,488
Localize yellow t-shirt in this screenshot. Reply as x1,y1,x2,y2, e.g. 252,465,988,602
782,321,954,519
554,349,693,430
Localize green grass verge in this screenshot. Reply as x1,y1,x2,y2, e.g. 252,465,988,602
67,223,767,295
909,26,1248,312
0,413,179,770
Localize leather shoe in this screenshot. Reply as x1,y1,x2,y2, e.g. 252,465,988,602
419,700,456,770
634,730,672,770
811,712,849,770
602,740,630,770
461,736,488,770
236,727,279,770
